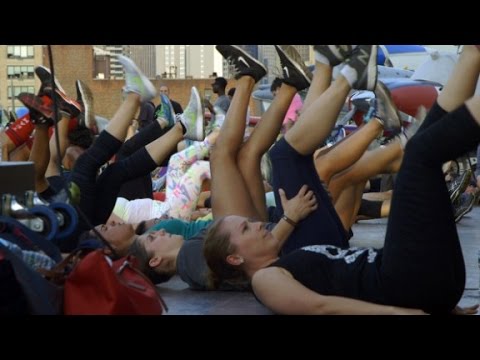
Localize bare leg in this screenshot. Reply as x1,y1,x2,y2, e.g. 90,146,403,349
438,45,480,112
211,76,260,218
302,62,333,112
329,139,403,201
29,124,50,193
284,74,351,155
315,119,383,185
237,83,297,220
106,93,142,141
46,114,71,177
334,182,366,230
145,123,184,165
8,143,30,162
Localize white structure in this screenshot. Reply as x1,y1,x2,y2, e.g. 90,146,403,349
96,45,131,79
155,45,223,79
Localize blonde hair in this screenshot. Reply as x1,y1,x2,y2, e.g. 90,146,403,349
203,217,250,291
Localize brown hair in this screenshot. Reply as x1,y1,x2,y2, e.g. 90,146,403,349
203,217,250,291
129,238,174,284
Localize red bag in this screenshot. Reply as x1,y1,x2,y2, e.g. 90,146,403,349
63,250,167,315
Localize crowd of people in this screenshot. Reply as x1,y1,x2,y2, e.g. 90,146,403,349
1,44,479,315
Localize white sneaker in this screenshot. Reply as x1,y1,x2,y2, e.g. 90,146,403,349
117,55,156,102
178,87,204,141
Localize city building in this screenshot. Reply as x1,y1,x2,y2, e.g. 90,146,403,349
0,45,43,115
130,45,156,79
96,45,131,79
156,45,222,79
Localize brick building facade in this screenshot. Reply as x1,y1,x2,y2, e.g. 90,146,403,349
42,45,259,120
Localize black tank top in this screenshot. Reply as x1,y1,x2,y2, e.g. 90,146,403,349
270,245,385,304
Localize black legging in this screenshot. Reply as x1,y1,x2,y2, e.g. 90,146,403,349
269,138,349,255
116,121,172,200
381,102,480,314
71,120,170,229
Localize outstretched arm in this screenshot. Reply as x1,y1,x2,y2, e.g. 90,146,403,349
252,267,427,315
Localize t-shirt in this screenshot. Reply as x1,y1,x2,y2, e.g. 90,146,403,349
148,218,212,240
214,95,231,114
283,93,303,125
269,245,385,304
113,197,170,224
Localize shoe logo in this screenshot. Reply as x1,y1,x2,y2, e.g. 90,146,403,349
238,56,250,68
283,66,290,79
357,48,370,66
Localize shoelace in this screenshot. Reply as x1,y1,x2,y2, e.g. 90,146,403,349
226,57,243,77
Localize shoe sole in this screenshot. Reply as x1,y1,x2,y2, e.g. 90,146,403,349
76,80,96,129
274,45,312,89
455,198,475,222
35,65,66,94
375,81,402,130
450,170,472,203
54,89,82,117
366,45,378,90
191,87,204,141
17,93,55,120
117,55,156,101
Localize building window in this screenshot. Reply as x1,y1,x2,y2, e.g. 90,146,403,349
7,45,35,59
7,66,34,79
7,86,35,99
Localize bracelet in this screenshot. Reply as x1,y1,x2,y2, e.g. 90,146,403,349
282,214,298,227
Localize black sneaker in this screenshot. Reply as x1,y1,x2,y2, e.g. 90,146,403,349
17,93,55,125
373,81,402,131
34,65,66,96
75,80,96,129
448,169,473,203
274,45,312,91
453,192,475,223
54,88,82,118
215,45,267,83
341,45,378,91
313,45,358,66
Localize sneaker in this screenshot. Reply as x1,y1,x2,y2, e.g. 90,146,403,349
17,93,55,125
154,94,176,127
117,55,156,102
373,81,402,131
396,107,426,148
453,192,476,223
75,80,96,130
35,65,66,96
340,45,378,91
448,168,473,203
215,45,267,83
313,45,358,66
177,87,204,141
274,45,312,91
53,88,82,118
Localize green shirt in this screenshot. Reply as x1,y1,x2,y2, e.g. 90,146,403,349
148,218,212,240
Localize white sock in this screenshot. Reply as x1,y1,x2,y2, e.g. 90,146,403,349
315,52,331,66
340,65,357,88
